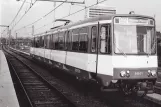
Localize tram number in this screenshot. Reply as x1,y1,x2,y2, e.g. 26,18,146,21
135,72,143,76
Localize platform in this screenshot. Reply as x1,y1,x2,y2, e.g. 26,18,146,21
0,50,20,107
145,93,161,105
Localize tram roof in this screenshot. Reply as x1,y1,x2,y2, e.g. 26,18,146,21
34,14,154,37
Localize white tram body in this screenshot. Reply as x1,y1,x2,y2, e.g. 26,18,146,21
30,14,158,94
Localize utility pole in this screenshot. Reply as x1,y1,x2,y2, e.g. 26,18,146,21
32,25,34,36
32,25,34,47
8,28,11,47
0,25,9,47
53,2,56,27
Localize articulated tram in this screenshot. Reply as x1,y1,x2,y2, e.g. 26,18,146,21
30,14,158,95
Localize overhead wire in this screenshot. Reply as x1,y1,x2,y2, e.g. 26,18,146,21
11,0,38,30
1,0,27,36
9,0,27,27
60,0,108,20
17,0,108,35
33,0,108,34
15,0,67,32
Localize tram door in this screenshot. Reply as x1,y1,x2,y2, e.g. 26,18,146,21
96,24,113,85
90,25,98,77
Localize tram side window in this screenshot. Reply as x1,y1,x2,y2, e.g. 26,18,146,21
64,31,69,50
39,36,44,48
64,31,67,50
44,35,48,49
39,36,42,47
47,35,51,49
91,26,97,52
31,38,34,47
33,38,36,47
52,34,55,49
35,37,40,48
44,35,47,48
42,36,44,47
100,25,111,53
50,34,54,49
54,33,59,50
79,27,88,52
58,32,64,50
66,31,72,51
72,29,79,51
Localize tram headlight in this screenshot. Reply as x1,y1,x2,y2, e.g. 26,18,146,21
151,70,157,77
126,70,130,77
120,71,126,77
148,70,152,77
147,70,157,77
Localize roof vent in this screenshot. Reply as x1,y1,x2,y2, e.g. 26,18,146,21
55,19,72,26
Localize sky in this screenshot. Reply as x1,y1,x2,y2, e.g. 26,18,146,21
0,0,161,38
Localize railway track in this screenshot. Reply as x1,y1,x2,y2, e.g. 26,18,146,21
3,46,109,107
3,48,77,107
4,46,161,107
154,74,161,94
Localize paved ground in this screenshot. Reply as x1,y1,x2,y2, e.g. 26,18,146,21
145,93,161,105
0,50,20,107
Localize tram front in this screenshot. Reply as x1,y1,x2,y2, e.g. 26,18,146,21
112,15,157,95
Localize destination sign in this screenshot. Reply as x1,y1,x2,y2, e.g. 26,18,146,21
114,17,154,26
128,18,148,24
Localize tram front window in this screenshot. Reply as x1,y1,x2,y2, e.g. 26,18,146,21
114,25,155,55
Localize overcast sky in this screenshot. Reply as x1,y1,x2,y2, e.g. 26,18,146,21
0,0,161,38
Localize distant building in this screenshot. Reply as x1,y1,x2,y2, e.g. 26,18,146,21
85,5,116,18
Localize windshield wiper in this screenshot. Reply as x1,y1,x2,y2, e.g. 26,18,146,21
114,41,127,57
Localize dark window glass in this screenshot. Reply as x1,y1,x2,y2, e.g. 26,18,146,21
64,31,68,50
50,34,54,49
52,34,55,49
42,36,44,47
91,26,97,52
44,35,47,48
58,32,64,50
68,31,72,50
36,37,40,48
33,37,36,47
72,29,79,51
79,27,88,52
31,38,35,47
39,36,44,47
54,33,59,49
39,36,42,47
65,31,72,51
47,35,50,49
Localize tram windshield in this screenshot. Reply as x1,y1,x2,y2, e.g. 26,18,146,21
114,18,156,55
